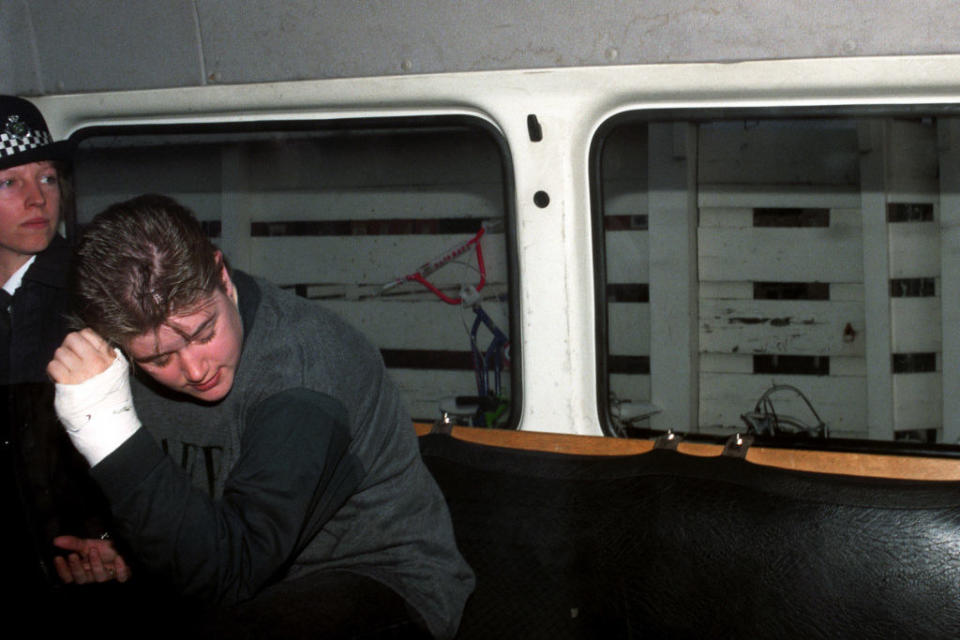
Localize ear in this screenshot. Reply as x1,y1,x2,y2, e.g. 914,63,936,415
216,251,237,303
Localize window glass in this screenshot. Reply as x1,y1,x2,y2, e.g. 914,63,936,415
597,112,955,448
73,120,515,428
599,123,652,436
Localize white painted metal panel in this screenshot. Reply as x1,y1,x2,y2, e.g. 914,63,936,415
35,54,960,440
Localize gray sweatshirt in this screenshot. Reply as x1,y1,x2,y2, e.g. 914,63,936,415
92,271,474,639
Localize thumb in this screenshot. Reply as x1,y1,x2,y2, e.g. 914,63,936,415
52,535,86,553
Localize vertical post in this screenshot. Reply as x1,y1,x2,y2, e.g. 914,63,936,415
858,120,895,440
939,118,960,443
217,145,252,271
648,122,699,431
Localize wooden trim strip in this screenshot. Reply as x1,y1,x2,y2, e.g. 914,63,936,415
414,423,960,481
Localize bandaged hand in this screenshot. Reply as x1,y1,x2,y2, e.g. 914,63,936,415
49,329,142,466
48,328,115,383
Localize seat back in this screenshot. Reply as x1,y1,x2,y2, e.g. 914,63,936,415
420,433,960,639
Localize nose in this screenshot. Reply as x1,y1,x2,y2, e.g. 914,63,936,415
23,176,47,208
179,346,207,383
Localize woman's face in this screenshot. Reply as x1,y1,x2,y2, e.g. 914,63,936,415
0,160,60,270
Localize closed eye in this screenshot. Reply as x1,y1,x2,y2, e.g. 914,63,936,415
142,354,171,368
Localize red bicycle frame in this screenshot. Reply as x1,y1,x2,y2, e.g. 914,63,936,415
381,224,488,305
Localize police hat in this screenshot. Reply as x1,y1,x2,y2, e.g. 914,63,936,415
0,95,73,171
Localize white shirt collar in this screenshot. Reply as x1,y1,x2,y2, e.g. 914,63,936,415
3,255,37,296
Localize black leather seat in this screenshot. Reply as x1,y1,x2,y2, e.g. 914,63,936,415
420,433,960,639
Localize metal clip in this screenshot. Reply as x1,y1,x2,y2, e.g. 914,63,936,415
722,432,753,458
654,429,681,450
431,412,454,435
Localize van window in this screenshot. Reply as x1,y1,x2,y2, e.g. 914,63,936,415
73,119,516,428
595,111,958,448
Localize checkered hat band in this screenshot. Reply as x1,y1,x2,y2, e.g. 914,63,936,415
0,128,53,159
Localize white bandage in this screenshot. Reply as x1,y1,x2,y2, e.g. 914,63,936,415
55,348,142,467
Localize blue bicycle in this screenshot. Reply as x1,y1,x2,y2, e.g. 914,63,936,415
383,222,510,427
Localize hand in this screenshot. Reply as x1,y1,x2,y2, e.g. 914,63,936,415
53,536,132,584
47,329,116,385
51,335,141,467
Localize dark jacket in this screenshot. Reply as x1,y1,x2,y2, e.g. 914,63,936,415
4,233,74,385
2,236,111,591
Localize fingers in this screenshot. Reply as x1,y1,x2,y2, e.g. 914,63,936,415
76,328,115,360
113,553,131,583
57,550,115,584
54,537,91,584
47,329,116,384
54,555,75,584
53,538,132,585
87,547,112,583
46,354,70,384
66,552,93,584
52,534,86,553
81,327,111,350
96,540,132,582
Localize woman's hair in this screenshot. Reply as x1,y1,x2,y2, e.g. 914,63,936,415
53,160,76,239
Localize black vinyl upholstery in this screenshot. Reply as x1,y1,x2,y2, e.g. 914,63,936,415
419,433,960,639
